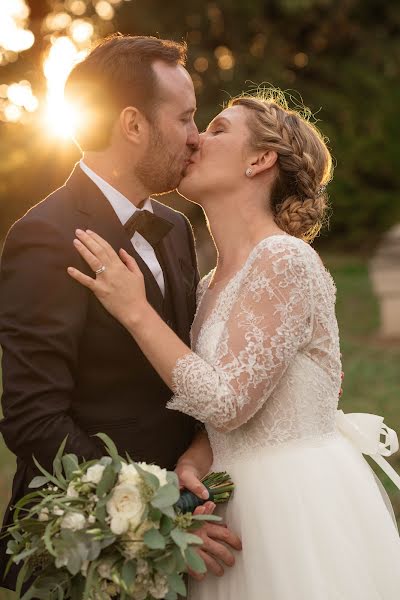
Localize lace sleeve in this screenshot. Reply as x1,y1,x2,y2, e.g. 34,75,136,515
167,238,314,432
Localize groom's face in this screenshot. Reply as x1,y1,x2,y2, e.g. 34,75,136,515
136,62,199,195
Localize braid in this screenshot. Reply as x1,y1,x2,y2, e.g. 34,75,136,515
230,94,332,243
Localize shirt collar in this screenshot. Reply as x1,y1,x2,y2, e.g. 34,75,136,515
79,159,153,225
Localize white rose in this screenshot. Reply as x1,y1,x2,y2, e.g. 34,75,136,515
106,483,144,535
82,464,105,485
137,463,168,487
118,463,140,486
60,511,86,531
66,481,79,498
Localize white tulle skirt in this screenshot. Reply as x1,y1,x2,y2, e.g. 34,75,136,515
188,433,400,600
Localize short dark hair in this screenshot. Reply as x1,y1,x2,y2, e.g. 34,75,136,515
65,34,187,151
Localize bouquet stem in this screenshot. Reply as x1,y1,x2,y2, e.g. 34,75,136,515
174,471,234,513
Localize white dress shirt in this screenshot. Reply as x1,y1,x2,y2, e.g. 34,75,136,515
79,160,165,296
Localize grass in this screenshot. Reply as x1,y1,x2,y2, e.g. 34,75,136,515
0,253,399,598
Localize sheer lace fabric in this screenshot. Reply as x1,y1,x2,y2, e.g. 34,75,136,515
168,235,342,467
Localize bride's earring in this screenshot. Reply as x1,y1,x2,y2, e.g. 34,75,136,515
245,167,253,177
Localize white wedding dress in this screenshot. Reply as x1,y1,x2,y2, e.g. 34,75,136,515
167,234,400,600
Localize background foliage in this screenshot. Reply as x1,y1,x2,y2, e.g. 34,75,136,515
0,0,399,252
0,2,400,597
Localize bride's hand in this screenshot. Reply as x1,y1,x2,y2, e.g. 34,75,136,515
68,229,148,328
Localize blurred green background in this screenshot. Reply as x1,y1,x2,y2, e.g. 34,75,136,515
1,1,400,597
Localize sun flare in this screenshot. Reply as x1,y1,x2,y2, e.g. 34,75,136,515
42,36,88,139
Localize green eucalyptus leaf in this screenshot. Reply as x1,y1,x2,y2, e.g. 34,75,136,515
164,590,178,600
166,471,180,488
171,527,185,550
52,436,68,488
15,558,31,598
121,560,136,589
159,515,174,536
32,455,62,489
167,572,186,596
12,545,37,563
94,433,120,463
28,475,49,489
185,547,206,574
172,545,187,572
143,527,166,550
43,521,57,557
154,551,176,574
61,454,79,480
151,484,180,509
96,463,117,499
148,506,162,522
191,514,222,522
132,463,160,491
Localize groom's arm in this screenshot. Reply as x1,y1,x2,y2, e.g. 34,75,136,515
0,216,104,471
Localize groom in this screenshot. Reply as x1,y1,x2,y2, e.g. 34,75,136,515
0,35,240,590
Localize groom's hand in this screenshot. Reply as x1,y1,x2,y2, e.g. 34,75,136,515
175,461,210,500
190,503,242,580
175,462,242,579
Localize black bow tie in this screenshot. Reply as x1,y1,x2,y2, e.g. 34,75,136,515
124,209,174,246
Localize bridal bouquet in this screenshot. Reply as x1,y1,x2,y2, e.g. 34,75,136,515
3,434,234,600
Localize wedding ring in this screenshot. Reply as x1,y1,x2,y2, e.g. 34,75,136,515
95,265,106,275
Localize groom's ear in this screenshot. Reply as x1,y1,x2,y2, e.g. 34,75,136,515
250,150,278,175
119,106,148,145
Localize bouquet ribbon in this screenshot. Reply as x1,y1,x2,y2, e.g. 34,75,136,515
336,409,400,490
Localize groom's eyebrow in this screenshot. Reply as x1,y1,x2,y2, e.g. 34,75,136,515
181,107,197,117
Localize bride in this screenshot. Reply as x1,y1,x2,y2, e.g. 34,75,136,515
68,92,400,599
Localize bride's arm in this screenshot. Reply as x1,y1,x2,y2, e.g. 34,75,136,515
68,230,313,434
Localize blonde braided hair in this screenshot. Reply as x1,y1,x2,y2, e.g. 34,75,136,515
230,92,333,243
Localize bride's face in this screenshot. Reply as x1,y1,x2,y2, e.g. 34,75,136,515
178,105,252,202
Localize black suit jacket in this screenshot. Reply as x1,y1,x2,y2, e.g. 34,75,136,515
0,164,200,589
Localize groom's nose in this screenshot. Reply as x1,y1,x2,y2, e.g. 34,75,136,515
187,121,200,150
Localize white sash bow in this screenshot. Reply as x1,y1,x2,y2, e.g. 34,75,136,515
336,410,400,490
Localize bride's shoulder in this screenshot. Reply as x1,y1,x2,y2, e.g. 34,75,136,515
247,234,325,275
252,233,313,260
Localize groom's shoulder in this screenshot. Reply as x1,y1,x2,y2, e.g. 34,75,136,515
8,180,75,241
3,183,76,254
20,183,72,225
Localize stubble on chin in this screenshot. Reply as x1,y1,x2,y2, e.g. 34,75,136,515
136,142,184,196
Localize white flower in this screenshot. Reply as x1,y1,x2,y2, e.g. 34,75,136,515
53,506,64,516
137,463,168,487
38,507,49,522
136,558,150,577
121,520,153,559
149,572,169,599
66,481,79,498
106,483,144,535
82,464,105,485
97,561,112,579
88,514,96,524
60,511,86,531
118,463,140,486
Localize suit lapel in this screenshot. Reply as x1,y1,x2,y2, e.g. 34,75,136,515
152,200,190,343
66,164,164,315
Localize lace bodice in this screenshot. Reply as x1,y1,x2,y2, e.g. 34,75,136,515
168,235,342,467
